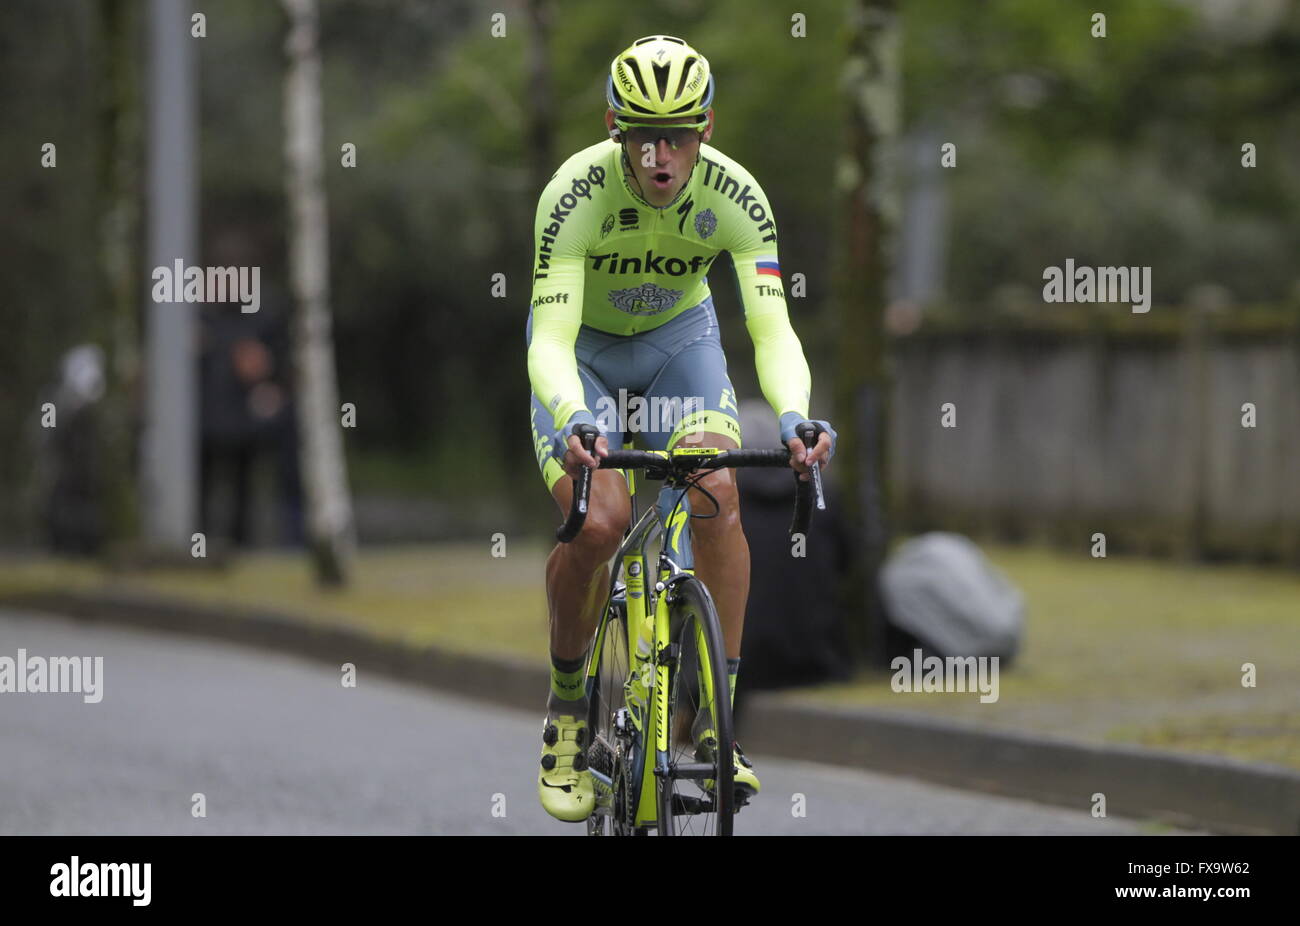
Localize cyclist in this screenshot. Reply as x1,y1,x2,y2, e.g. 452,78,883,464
528,35,837,823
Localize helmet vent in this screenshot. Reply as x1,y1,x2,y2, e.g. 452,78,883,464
674,56,697,99
625,58,652,102
652,63,670,101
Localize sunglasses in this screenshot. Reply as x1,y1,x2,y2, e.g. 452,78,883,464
618,123,704,151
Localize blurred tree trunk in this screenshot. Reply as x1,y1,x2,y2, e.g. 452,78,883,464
96,0,142,551
283,0,355,586
524,0,554,196
831,0,900,666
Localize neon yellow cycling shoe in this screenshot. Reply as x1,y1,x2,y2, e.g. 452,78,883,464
729,743,760,802
537,710,595,822
692,712,760,806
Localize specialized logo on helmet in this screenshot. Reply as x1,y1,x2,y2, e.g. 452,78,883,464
608,283,684,316
601,214,615,238
694,208,717,240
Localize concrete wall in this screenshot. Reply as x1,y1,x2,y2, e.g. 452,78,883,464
889,322,1300,562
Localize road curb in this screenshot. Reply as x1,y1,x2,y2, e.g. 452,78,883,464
6,588,1298,835
739,698,1300,836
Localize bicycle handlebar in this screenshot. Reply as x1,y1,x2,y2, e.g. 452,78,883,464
554,426,599,543
555,421,827,543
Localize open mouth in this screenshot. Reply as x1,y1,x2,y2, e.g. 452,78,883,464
651,171,672,189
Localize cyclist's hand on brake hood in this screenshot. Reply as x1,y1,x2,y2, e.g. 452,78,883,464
780,413,837,482
559,414,609,479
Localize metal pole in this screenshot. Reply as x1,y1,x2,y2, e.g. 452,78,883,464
142,0,198,548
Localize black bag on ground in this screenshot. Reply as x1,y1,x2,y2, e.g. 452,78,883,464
734,466,854,694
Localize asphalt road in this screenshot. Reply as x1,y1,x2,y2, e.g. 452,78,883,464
0,608,1195,835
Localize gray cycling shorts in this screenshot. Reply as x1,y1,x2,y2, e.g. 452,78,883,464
526,296,743,491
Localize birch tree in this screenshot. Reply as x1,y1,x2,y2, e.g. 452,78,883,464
283,0,355,585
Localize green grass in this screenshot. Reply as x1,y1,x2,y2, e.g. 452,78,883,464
0,543,553,660
2,540,1297,770
790,545,1300,770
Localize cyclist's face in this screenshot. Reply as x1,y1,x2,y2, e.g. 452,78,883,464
608,110,713,207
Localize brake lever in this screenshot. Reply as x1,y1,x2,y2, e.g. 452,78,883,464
794,423,827,511
808,460,826,510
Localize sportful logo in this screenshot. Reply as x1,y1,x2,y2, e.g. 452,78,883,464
608,282,684,316
589,251,717,277
619,208,639,231
694,208,717,239
700,157,777,243
535,164,608,280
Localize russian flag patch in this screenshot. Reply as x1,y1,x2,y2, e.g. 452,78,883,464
755,257,781,279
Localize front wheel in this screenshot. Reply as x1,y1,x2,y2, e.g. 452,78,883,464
656,576,735,835
585,593,630,835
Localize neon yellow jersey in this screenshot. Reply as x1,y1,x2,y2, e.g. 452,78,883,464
527,139,812,432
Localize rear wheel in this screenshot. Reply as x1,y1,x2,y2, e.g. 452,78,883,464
656,576,734,835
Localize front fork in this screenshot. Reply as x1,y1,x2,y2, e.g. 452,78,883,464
604,483,699,829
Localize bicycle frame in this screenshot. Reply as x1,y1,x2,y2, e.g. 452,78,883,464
584,452,710,830
569,433,821,833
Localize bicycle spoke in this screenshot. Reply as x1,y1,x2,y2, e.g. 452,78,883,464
586,598,631,836
658,580,734,836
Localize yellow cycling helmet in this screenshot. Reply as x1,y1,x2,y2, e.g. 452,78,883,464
606,35,714,129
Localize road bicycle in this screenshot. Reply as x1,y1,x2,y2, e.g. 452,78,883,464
555,423,825,835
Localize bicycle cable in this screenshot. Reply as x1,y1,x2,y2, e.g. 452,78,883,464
664,467,723,538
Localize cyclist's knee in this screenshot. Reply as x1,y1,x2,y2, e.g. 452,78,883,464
692,471,741,538
576,503,628,558
671,430,741,539
552,471,630,559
